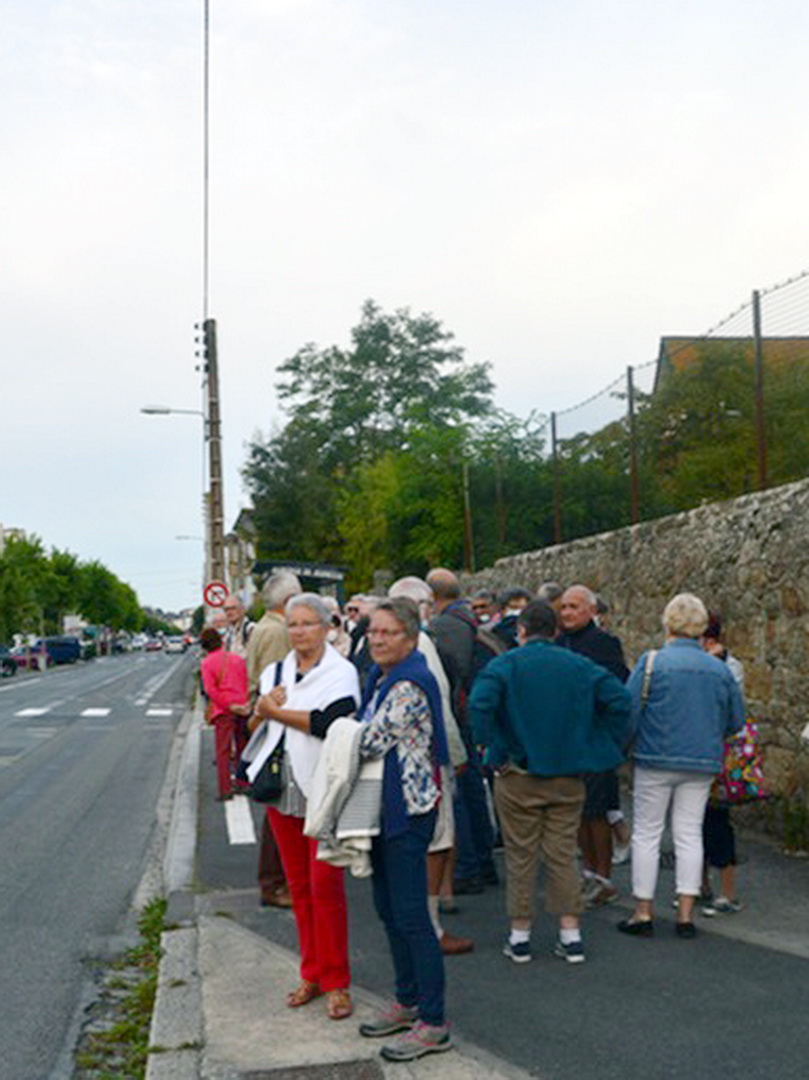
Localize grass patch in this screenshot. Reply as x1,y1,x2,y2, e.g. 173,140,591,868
73,896,167,1080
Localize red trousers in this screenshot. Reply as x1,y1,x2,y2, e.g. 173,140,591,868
212,714,235,798
269,808,350,991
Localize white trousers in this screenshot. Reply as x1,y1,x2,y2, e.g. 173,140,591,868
631,767,713,901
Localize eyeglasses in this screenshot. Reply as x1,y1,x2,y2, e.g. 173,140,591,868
288,620,322,630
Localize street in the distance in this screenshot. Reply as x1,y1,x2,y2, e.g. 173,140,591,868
0,650,196,1080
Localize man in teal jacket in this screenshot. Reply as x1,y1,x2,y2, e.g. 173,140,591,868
469,600,630,966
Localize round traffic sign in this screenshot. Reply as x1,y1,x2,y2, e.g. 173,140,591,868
204,580,229,607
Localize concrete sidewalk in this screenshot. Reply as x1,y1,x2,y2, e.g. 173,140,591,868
147,892,535,1080
144,710,809,1080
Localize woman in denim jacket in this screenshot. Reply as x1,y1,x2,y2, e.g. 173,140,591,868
618,593,745,939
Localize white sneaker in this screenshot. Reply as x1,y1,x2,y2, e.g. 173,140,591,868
612,843,630,865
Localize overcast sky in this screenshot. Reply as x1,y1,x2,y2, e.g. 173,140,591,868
3,0,808,613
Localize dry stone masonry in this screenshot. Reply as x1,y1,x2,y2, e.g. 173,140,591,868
463,478,809,816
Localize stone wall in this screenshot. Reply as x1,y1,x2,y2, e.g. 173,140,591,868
463,478,809,810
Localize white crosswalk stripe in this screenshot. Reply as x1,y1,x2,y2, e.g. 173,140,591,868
81,708,111,717
225,795,257,845
15,707,50,717
146,708,173,716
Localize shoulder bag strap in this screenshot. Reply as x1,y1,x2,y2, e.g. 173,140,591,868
640,649,657,709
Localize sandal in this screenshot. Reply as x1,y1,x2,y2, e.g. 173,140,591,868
326,988,353,1020
287,980,321,1008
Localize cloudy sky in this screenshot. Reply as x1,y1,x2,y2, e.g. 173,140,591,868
3,0,808,613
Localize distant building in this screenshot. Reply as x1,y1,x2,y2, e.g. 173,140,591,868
0,523,26,556
225,508,259,609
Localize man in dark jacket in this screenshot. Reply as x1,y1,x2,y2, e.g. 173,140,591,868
470,600,630,965
557,585,629,908
427,567,497,894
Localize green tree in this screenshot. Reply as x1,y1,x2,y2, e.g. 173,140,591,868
244,301,495,567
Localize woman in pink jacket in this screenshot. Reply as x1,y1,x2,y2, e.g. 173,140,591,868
200,626,250,800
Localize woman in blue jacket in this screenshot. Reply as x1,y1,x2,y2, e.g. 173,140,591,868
618,593,745,939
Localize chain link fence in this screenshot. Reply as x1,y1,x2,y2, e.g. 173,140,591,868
538,269,809,546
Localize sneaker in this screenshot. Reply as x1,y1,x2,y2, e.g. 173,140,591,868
713,897,743,914
502,938,532,964
581,877,603,904
585,884,619,909
612,843,630,866
359,1002,418,1038
380,1021,453,1061
554,938,586,964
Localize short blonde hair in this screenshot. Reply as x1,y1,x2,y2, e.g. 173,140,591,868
662,593,709,638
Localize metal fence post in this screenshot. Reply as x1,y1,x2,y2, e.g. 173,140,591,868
627,365,640,523
752,290,768,490
551,411,562,544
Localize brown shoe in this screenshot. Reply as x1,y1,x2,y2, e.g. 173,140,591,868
440,932,474,955
261,887,293,909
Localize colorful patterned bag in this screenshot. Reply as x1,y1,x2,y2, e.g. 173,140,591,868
710,720,769,806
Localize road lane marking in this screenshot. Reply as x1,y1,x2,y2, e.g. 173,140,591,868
225,795,257,845
28,727,58,738
15,707,50,717
81,708,111,717
134,659,185,706
146,708,173,716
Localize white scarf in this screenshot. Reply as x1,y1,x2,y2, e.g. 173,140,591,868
247,642,359,798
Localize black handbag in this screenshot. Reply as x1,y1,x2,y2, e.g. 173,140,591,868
248,734,285,803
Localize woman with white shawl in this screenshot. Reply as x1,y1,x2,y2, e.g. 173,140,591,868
249,593,360,1020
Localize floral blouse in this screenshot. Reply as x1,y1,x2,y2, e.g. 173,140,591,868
360,680,440,815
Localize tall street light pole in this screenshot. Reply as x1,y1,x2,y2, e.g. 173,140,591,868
202,319,225,584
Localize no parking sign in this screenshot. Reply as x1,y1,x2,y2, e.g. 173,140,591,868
204,580,229,607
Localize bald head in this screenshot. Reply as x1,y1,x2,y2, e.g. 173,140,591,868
426,568,460,613
559,585,597,633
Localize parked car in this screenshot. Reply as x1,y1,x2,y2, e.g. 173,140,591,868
144,638,163,652
164,636,187,654
43,636,82,664
0,646,17,677
9,644,52,670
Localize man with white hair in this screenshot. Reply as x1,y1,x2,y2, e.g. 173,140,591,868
558,584,629,909
223,593,254,659
245,570,302,908
389,577,473,956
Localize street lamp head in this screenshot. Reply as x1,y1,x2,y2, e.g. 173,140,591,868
140,405,205,417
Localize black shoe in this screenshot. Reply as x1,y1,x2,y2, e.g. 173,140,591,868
453,876,484,895
617,918,654,937
675,921,697,939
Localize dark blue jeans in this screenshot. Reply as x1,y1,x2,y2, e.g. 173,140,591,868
454,745,496,882
370,809,445,1026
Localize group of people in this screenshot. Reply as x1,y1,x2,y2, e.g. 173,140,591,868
198,569,746,1062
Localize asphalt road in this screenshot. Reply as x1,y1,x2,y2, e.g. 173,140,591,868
196,750,809,1080
0,651,196,1080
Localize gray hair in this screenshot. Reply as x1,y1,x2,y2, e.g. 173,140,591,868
374,597,421,641
262,570,302,610
286,592,332,627
389,576,433,604
537,581,563,604
662,593,708,639
563,584,597,608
